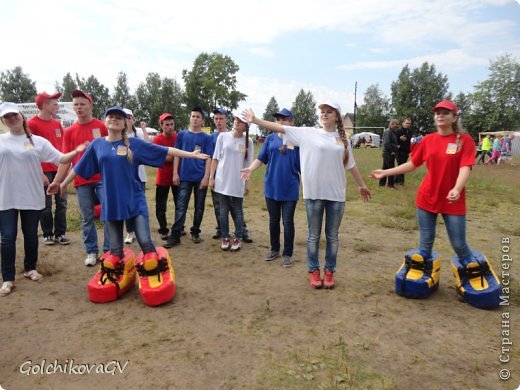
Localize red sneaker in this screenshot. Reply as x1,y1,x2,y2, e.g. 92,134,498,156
309,269,323,289
323,269,335,289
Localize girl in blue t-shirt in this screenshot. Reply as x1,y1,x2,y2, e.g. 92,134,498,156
60,106,208,266
241,109,300,268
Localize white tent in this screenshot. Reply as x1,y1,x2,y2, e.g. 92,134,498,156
351,132,380,148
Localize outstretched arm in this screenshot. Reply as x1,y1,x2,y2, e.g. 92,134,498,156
370,161,416,180
240,159,263,181
242,109,285,134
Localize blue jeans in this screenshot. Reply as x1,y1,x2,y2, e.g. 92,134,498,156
107,215,156,258
76,182,110,255
265,197,297,256
417,208,472,261
171,181,207,238
0,209,42,281
218,193,244,239
41,171,67,237
305,199,345,272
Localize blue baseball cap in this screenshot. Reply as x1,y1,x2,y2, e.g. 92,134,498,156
104,106,127,118
213,107,229,116
273,108,294,119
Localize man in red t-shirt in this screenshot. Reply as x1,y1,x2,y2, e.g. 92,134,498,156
28,92,70,246
153,113,179,240
52,90,110,266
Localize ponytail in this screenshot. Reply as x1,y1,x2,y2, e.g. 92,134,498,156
336,113,349,166
121,121,134,163
244,123,250,161
22,115,34,146
452,114,464,151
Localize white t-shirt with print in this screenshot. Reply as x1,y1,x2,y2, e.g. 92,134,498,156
283,126,355,202
0,133,63,210
212,131,254,198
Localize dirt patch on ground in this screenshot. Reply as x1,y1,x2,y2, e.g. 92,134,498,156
1,159,518,389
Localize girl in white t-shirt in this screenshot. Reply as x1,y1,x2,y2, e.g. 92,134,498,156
242,102,371,289
0,103,88,296
209,115,254,252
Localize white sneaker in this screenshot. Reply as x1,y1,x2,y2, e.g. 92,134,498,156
84,253,98,267
124,232,135,244
230,238,241,252
0,281,14,296
24,270,43,281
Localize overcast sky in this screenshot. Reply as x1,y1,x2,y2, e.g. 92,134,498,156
1,0,519,118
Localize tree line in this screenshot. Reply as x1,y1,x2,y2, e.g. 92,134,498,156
1,53,518,138
356,54,519,138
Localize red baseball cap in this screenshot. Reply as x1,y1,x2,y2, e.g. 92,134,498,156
159,113,174,123
432,100,458,113
71,89,93,104
35,92,62,109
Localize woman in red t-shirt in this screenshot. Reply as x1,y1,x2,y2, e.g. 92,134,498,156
370,100,475,264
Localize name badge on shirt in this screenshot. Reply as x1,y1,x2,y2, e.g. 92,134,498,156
446,143,457,154
24,141,33,150
238,144,245,153
335,137,344,146
194,145,201,152
117,145,127,156
55,128,62,137
92,128,101,138
287,144,294,150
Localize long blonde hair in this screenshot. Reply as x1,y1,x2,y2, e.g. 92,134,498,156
121,119,133,162
452,114,464,151
335,111,350,166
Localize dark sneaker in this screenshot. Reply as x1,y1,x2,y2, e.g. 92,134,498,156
160,233,169,241
181,230,187,236
55,235,71,245
282,256,294,268
323,269,335,289
212,232,222,240
191,233,202,244
43,236,55,245
164,237,180,248
264,250,280,261
242,236,253,243
309,269,323,289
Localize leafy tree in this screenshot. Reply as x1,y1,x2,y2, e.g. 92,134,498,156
135,73,186,129
0,66,37,103
355,84,390,129
391,62,450,131
467,54,520,132
291,89,318,127
260,96,280,136
182,52,246,126
55,72,78,102
112,71,135,109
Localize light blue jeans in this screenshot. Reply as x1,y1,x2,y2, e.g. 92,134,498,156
76,182,110,255
417,208,472,262
305,199,345,272
107,214,156,258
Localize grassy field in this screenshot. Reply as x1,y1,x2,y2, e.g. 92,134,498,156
2,146,519,389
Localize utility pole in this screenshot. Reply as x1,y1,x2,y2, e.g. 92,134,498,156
353,81,357,131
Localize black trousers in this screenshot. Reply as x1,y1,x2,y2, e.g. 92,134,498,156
379,152,396,187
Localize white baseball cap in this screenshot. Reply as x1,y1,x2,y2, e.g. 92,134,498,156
318,101,341,114
123,108,134,117
0,102,21,117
